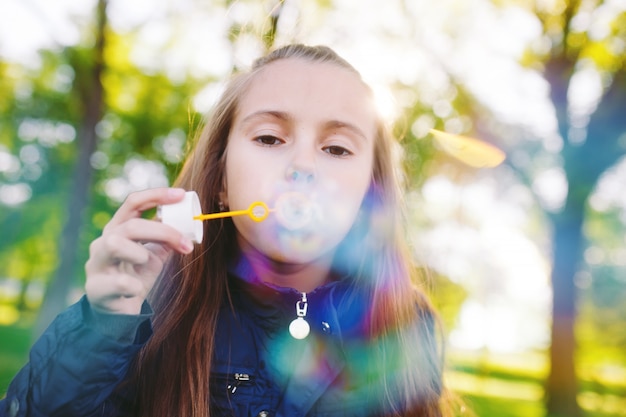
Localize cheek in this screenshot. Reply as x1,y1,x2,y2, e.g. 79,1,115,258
320,156,373,222
328,183,368,234
224,147,258,209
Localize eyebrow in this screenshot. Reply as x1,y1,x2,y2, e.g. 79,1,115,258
324,120,368,142
239,110,369,141
240,110,292,126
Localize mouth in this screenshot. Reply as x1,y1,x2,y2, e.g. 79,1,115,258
274,191,317,231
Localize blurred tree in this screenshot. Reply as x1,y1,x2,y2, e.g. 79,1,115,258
1,1,214,333
529,2,625,415
33,0,108,337
397,0,626,413
479,0,626,415
1,47,83,325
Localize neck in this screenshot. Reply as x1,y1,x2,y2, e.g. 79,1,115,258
237,239,334,293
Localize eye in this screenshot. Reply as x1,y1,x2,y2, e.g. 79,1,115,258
254,135,284,146
323,145,352,157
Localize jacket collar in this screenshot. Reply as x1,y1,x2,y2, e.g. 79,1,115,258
227,254,371,341
226,254,380,416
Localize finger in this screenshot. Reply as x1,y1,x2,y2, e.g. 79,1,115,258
112,265,150,296
144,242,174,264
87,238,152,276
88,233,152,269
113,218,194,254
107,187,187,229
89,222,192,271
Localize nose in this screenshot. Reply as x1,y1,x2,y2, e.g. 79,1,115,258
285,141,316,184
286,166,314,184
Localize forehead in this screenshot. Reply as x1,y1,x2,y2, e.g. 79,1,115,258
236,58,377,137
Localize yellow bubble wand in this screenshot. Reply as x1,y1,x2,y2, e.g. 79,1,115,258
193,201,272,223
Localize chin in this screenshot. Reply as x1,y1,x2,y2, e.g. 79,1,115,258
254,235,331,266
266,250,323,266
277,233,325,258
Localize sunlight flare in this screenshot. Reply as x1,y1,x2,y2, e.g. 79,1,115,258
430,129,506,168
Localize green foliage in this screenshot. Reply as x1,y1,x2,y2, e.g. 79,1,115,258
0,325,30,398
421,269,468,334
0,21,210,324
0,48,83,318
580,205,626,363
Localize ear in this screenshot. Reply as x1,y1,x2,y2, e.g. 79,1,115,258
218,190,229,211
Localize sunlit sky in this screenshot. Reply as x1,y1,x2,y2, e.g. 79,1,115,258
2,0,624,353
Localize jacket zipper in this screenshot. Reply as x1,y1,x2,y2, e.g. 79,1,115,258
228,372,251,394
288,292,310,339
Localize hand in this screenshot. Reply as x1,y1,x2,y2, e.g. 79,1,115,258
85,188,194,315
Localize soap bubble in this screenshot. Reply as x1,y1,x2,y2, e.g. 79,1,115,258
274,192,316,230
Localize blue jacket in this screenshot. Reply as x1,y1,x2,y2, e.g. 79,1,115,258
1,267,435,417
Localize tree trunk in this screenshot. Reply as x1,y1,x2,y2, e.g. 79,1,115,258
546,204,584,417
542,49,585,417
543,58,626,415
34,0,107,338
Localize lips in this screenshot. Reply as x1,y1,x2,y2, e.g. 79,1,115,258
274,191,319,231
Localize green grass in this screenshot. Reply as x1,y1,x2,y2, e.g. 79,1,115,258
447,349,626,417
457,393,626,417
461,394,545,417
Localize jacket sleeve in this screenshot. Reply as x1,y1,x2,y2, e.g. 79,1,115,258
0,296,152,417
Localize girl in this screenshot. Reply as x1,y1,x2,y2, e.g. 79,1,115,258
2,44,448,417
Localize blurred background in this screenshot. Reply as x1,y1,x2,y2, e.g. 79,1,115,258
1,0,625,416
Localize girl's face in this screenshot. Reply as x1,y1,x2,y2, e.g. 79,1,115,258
224,58,376,264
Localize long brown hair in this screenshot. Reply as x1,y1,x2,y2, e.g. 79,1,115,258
127,44,448,417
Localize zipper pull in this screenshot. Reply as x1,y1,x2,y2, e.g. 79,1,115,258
289,292,310,339
228,373,250,394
